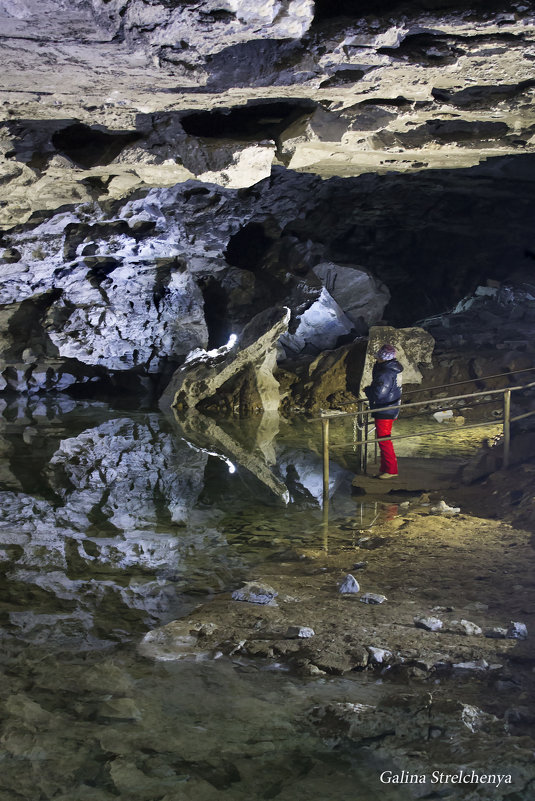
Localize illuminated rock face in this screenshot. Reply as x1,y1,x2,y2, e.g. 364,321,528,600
1,160,534,397
1,2,535,399
159,306,291,413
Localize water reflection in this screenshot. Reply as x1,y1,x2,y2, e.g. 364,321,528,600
0,401,361,652
0,398,496,654
0,398,505,800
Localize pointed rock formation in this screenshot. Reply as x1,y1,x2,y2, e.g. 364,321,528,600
159,306,291,414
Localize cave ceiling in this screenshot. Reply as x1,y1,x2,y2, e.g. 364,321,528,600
1,0,535,397
1,0,534,226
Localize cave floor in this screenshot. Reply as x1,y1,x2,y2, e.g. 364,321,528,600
0,404,534,800
351,455,464,493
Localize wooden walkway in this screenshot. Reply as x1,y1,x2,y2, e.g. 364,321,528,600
351,457,464,495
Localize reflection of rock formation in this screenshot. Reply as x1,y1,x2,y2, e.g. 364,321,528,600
277,443,349,504
175,409,290,502
160,306,290,414
0,405,356,648
175,408,353,505
0,415,238,648
47,416,208,530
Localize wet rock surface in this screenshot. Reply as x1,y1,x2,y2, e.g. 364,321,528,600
140,503,535,682
310,693,534,799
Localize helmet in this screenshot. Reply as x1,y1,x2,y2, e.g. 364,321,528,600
376,343,396,361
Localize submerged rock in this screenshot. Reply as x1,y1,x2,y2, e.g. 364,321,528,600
308,692,535,795
231,581,279,605
414,616,443,632
139,623,211,662
506,622,528,640
97,698,142,721
339,574,360,594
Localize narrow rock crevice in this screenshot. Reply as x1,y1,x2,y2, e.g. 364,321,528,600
197,276,231,349
51,123,141,170
432,79,535,108
180,100,317,141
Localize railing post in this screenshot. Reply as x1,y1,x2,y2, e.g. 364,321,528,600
356,400,365,473
322,415,330,552
503,389,511,469
363,408,369,474
322,416,330,506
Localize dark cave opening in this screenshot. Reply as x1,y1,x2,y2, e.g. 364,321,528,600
312,0,517,23
224,223,276,272
279,154,535,327
51,123,140,169
180,100,316,141
198,276,231,349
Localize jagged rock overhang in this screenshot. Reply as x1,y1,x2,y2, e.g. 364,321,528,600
2,1,535,229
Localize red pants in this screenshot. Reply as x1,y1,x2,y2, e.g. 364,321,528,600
375,418,398,475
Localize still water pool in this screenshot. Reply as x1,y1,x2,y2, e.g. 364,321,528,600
0,401,498,801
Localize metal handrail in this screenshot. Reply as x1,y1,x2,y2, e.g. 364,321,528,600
329,418,507,450
334,365,535,406
318,380,535,502
511,408,535,424
316,380,535,421
403,366,535,397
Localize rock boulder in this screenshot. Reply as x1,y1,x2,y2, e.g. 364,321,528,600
160,306,290,414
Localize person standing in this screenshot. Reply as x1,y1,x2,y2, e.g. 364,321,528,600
364,344,403,479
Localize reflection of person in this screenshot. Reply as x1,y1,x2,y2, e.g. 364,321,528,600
364,344,403,479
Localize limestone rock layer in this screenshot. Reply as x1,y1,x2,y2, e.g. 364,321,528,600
1,1,535,397
1,1,534,225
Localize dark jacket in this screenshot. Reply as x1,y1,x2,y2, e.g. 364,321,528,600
364,359,403,419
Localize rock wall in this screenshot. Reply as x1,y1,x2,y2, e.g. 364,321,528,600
1,159,534,400
2,1,535,408
2,2,535,228
159,306,291,414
